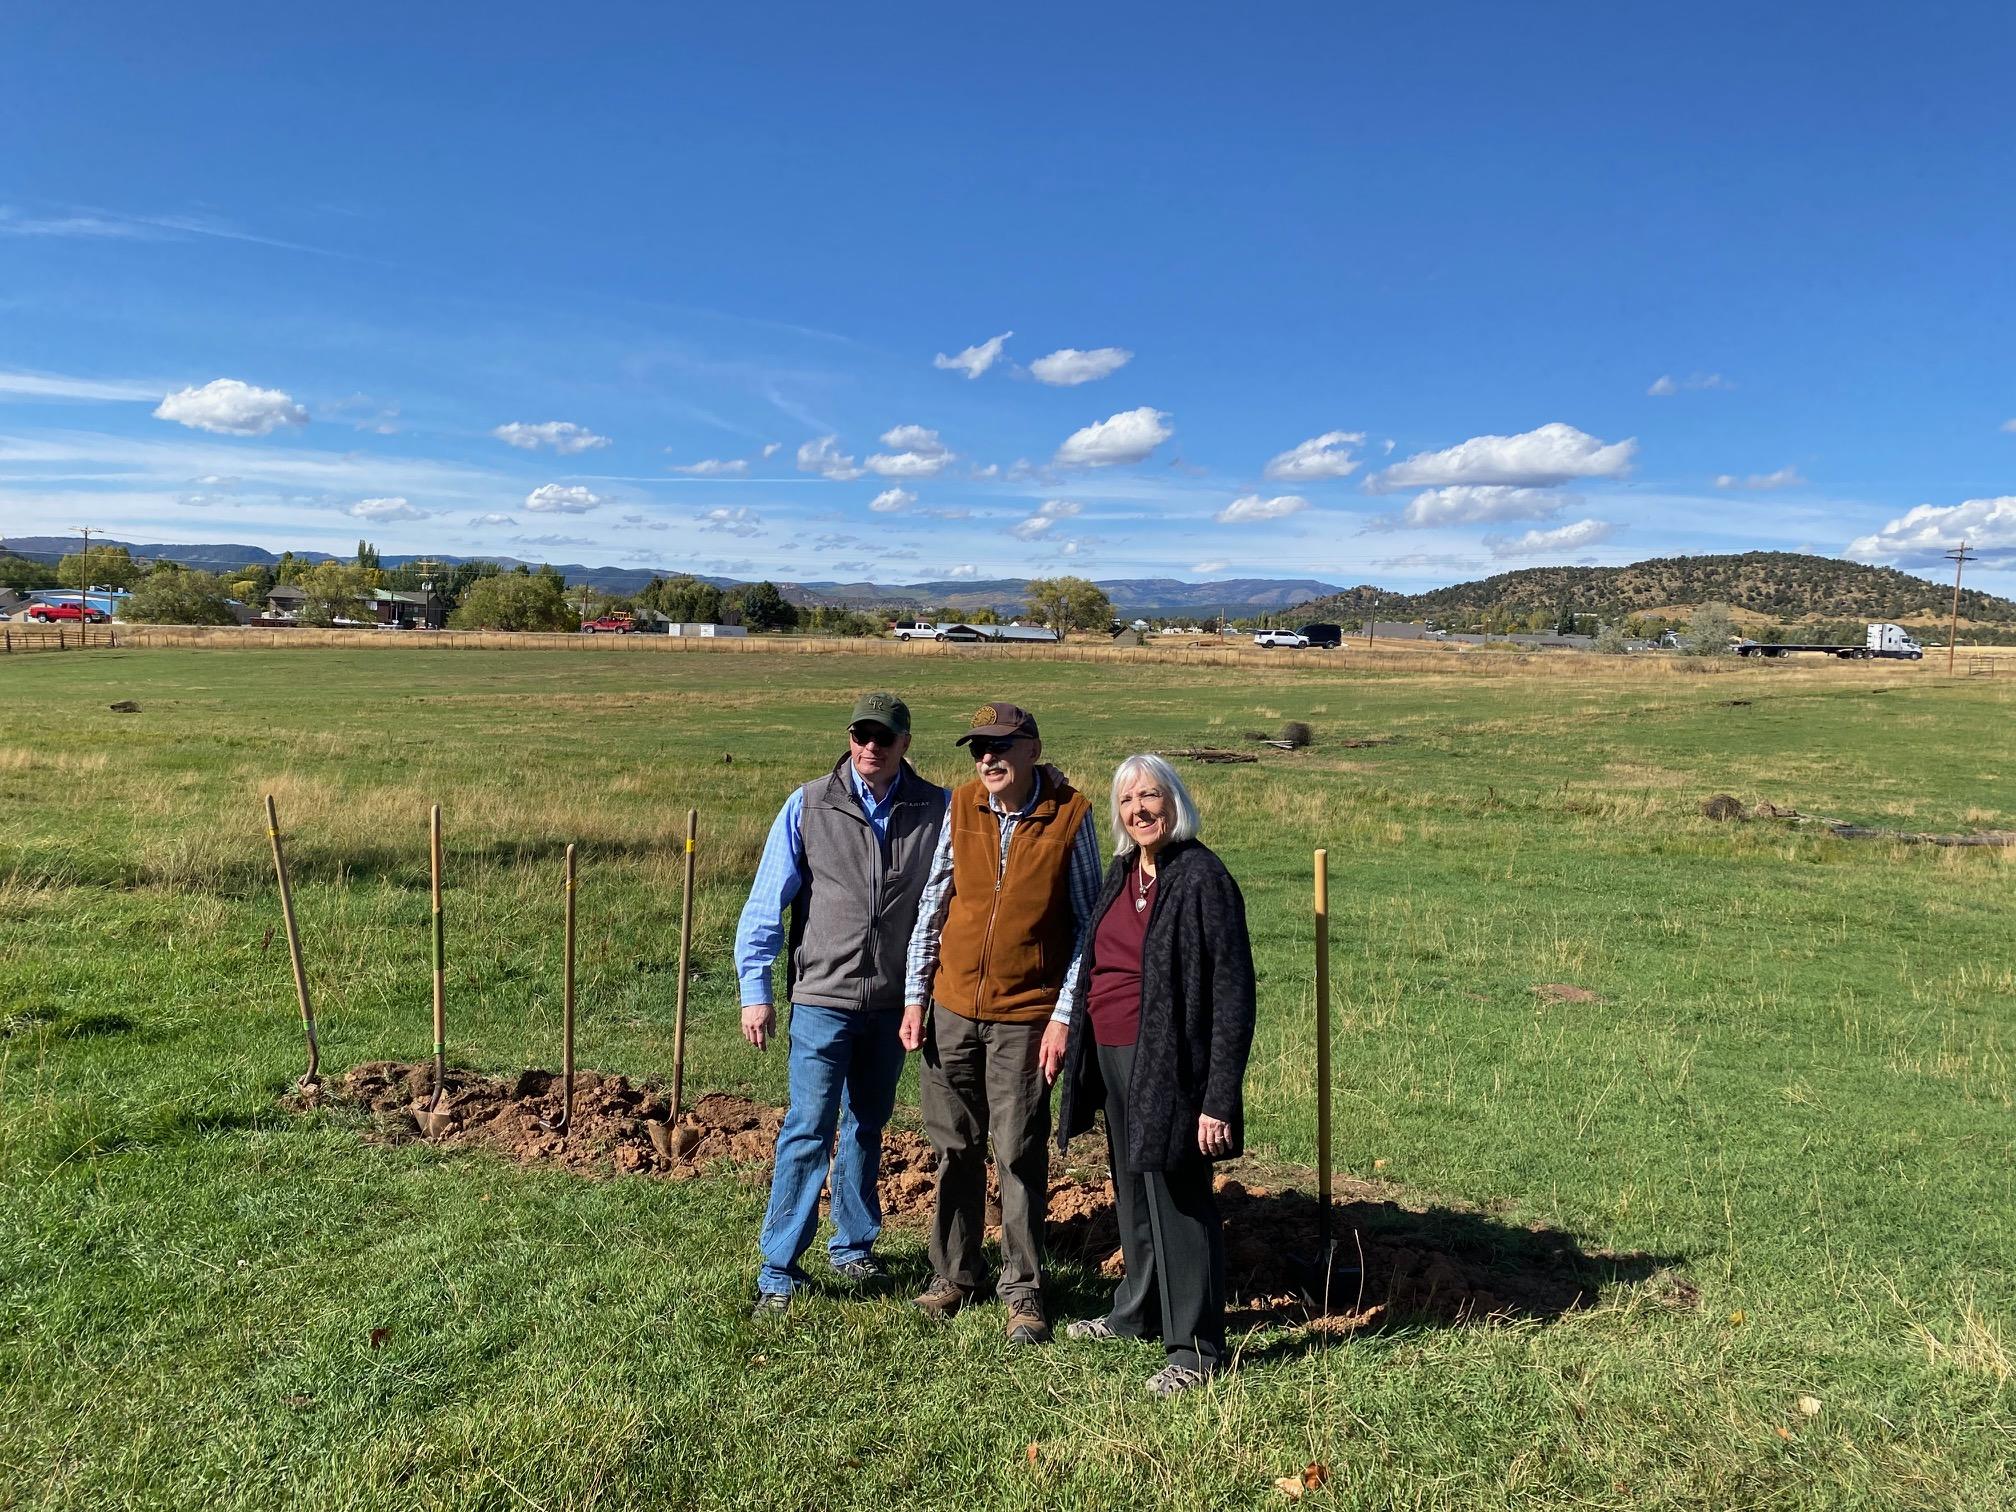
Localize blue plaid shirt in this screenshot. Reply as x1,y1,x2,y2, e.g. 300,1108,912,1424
903,768,1103,1026
735,764,933,1007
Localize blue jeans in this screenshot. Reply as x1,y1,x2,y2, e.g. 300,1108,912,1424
756,1001,906,1295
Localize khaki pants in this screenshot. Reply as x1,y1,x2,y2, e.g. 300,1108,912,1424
919,1002,1050,1307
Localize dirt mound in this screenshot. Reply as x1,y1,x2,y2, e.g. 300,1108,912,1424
325,1060,783,1178
312,1062,1647,1327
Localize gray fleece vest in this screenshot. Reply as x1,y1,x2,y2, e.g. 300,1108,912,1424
787,757,947,1011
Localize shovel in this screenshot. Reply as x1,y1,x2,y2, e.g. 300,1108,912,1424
413,804,454,1139
263,794,320,1091
648,809,703,1161
538,844,577,1135
1290,847,1360,1308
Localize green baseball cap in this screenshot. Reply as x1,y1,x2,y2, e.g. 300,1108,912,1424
849,690,911,735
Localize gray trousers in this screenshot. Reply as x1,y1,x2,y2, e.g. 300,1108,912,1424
919,1003,1050,1307
1097,1040,1226,1373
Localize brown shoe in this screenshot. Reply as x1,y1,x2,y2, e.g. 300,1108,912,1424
913,1276,971,1321
1006,1302,1051,1345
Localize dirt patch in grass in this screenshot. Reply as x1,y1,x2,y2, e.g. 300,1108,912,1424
310,1061,1667,1328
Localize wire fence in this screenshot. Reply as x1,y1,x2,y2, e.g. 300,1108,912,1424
90,622,1804,680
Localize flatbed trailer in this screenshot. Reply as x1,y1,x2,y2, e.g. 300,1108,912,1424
1733,622,1924,660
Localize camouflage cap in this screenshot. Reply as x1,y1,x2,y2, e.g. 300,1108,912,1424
848,690,911,735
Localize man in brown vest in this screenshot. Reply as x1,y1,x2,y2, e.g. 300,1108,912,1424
901,700,1103,1343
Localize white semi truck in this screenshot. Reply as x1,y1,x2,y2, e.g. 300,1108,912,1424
1733,623,1924,660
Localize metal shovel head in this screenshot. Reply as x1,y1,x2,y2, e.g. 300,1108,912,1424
411,1101,455,1139
1288,1242,1362,1310
647,1116,703,1161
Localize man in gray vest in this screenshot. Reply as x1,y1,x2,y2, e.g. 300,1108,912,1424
734,690,949,1317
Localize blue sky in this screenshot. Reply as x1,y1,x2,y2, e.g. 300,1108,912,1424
4,2,2014,596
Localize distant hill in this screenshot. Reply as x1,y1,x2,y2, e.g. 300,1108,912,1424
1291,552,2016,626
0,537,1345,617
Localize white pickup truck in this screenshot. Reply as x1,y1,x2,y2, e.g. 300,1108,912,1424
1252,628,1310,648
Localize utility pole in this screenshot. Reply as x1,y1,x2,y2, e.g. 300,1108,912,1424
1944,542,1976,676
73,525,96,646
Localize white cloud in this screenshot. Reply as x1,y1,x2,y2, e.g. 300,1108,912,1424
947,564,978,578
1263,430,1365,481
1399,485,1570,527
1029,347,1133,386
1647,373,1732,396
761,441,783,458
514,534,593,549
969,463,1001,480
1191,560,1229,574
1058,540,1084,557
1484,518,1615,559
348,496,425,522
668,457,749,476
1054,406,1173,468
524,484,602,514
869,487,914,513
1845,496,2016,566
797,434,864,480
918,506,971,520
2000,419,2016,435
1216,493,1309,524
153,378,309,436
1011,516,1056,540
1370,423,1636,492
697,506,762,537
0,368,161,402
492,421,611,454
934,331,1011,379
470,512,517,526
1714,466,1805,490
1036,499,1082,519
867,424,955,477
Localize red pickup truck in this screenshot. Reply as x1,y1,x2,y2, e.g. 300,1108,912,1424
579,614,636,634
26,603,111,624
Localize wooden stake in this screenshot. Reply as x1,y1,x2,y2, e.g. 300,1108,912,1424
264,794,320,1088
427,804,446,1113
670,808,698,1118
548,842,576,1134
1314,847,1332,1260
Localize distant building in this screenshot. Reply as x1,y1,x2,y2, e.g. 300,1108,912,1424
665,622,747,637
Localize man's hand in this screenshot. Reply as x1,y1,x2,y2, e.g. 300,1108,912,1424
741,1002,776,1050
1197,1114,1233,1158
1039,1020,1070,1085
899,1003,926,1052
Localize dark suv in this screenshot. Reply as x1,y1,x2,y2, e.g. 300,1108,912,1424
1297,622,1343,648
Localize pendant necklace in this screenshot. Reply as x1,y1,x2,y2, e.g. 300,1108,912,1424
1134,861,1156,913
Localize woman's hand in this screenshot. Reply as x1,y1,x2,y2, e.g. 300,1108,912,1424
1197,1114,1232,1158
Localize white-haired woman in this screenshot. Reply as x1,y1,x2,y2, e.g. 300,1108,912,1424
1053,753,1256,1397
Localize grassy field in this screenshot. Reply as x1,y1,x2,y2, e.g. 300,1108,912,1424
2,644,2012,1510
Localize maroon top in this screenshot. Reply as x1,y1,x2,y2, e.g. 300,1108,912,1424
1087,860,1158,1047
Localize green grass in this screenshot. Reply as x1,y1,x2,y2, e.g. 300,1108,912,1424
2,646,2012,1509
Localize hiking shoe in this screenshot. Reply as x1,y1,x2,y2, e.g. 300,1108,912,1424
1006,1303,1051,1345
750,1291,792,1322
1064,1317,1124,1342
829,1256,886,1286
912,1277,971,1321
1145,1363,1211,1397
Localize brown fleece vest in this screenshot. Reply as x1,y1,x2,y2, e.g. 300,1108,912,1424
931,769,1090,1024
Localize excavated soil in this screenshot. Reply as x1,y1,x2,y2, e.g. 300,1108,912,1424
311,1061,1652,1328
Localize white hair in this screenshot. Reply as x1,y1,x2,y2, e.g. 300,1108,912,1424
1109,752,1201,857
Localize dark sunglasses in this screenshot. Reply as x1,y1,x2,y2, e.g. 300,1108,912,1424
849,724,899,748
968,738,1023,760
